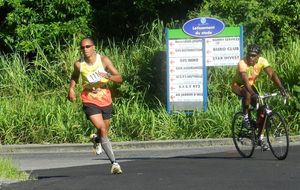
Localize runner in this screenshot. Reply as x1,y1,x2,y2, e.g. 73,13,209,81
67,37,123,174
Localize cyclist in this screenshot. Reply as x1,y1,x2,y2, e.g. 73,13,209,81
231,44,287,148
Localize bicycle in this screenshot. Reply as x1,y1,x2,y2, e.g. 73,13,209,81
232,92,289,160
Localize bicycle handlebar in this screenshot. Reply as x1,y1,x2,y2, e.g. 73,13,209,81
255,92,288,110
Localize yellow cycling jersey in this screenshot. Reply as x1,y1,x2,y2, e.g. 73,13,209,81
232,56,270,86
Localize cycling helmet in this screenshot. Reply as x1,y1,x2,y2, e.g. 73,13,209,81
247,44,261,55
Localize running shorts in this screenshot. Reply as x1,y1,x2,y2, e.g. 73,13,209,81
82,103,113,120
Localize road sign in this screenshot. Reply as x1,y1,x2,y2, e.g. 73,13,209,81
183,17,225,38
166,18,243,113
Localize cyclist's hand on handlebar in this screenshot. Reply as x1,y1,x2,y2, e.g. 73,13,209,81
251,93,259,108
280,87,288,97
251,93,259,100
280,87,289,105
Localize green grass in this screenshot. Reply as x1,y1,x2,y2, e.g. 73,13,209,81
0,29,299,180
0,157,29,180
0,20,299,144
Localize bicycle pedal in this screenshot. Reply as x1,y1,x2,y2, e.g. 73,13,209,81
261,145,269,152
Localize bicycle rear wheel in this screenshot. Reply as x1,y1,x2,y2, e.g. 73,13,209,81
266,112,289,160
232,112,255,158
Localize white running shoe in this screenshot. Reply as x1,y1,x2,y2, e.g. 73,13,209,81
90,134,103,155
111,163,123,174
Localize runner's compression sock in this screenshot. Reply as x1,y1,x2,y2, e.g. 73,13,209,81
100,137,116,163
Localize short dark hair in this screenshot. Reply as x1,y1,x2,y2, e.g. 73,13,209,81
80,37,95,45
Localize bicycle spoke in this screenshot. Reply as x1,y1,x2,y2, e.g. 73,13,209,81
232,112,255,158
266,112,289,160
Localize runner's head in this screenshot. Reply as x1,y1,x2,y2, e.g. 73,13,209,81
80,37,95,58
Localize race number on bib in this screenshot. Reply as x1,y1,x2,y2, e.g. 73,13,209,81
86,68,107,83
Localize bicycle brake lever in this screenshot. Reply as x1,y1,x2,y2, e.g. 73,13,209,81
283,96,288,105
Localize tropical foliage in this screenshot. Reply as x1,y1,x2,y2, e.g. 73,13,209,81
0,0,299,144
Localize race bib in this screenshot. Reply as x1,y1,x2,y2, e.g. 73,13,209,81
86,68,107,83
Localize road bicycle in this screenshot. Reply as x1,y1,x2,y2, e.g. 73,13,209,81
232,92,289,160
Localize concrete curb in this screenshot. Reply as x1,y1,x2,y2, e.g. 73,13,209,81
0,138,233,154
1,136,300,154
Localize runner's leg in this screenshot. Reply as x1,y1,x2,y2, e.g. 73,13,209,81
89,114,116,163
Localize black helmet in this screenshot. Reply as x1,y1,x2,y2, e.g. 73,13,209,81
247,44,261,55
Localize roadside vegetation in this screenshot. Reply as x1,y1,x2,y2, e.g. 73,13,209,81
0,21,299,144
0,157,29,181
0,0,299,180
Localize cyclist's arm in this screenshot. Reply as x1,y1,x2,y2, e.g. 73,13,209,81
264,67,285,90
240,72,256,95
238,62,256,95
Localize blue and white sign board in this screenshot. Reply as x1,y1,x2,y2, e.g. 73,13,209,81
166,17,243,113
167,38,206,112
183,17,225,38
205,37,241,66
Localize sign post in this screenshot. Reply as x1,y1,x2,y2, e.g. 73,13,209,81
166,17,243,113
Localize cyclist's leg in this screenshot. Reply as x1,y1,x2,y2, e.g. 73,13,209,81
250,86,267,143
256,107,265,134
231,83,247,114
231,82,243,97
240,86,251,116
250,86,263,130
232,83,251,128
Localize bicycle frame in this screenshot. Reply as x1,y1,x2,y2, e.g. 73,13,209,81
232,91,289,159
255,92,286,130
254,93,276,138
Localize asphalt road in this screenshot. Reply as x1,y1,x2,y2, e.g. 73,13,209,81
1,144,300,190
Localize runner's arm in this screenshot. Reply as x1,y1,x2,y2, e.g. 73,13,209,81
67,61,80,102
101,56,123,83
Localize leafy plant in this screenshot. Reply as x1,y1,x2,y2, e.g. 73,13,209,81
0,0,92,55
187,0,300,48
0,157,29,180
0,15,299,145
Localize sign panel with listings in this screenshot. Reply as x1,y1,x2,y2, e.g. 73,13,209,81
166,17,243,113
167,38,204,112
205,36,241,67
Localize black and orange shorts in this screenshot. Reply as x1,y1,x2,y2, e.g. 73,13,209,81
82,103,113,120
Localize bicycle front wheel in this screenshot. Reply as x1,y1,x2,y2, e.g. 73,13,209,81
266,112,289,160
232,112,255,158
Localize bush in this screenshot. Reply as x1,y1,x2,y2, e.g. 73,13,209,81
187,0,300,48
0,0,92,55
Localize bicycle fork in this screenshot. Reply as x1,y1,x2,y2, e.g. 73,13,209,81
256,107,272,151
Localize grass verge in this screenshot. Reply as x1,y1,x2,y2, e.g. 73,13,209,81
0,157,29,181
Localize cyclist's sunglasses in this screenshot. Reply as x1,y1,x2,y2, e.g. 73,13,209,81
247,53,258,57
80,45,93,50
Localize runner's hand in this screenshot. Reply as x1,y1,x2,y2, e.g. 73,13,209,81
67,89,76,102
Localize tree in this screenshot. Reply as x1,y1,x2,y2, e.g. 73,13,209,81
187,0,300,48
88,0,202,42
0,0,92,55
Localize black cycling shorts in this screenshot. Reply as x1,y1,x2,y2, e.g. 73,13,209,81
82,103,113,120
240,86,259,107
